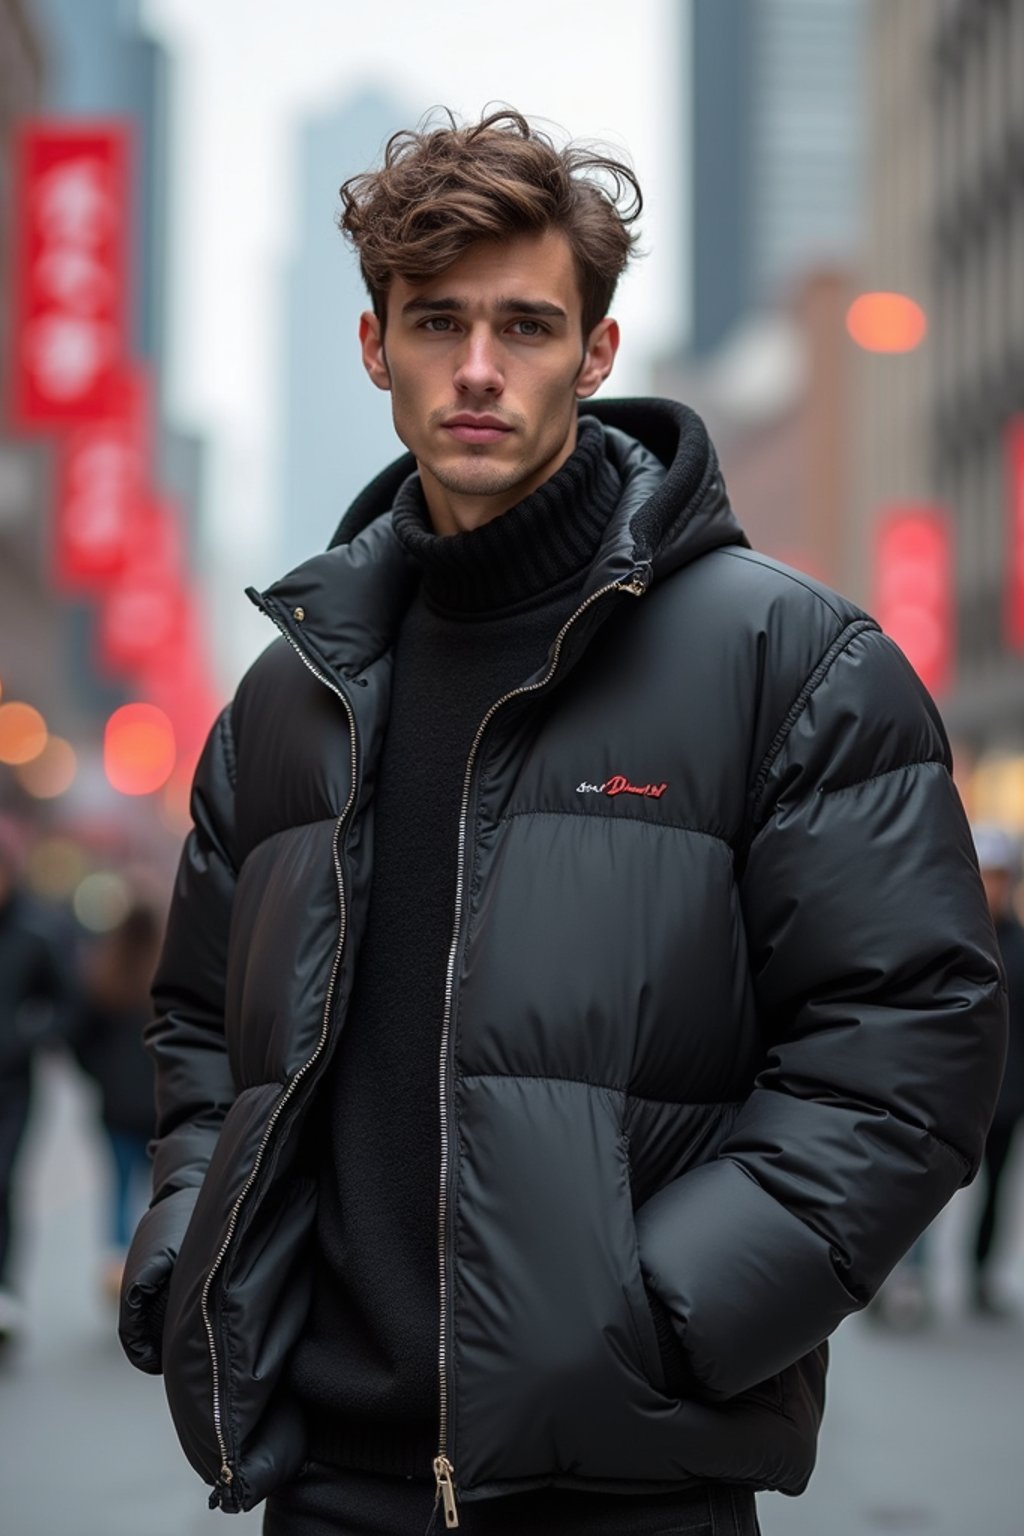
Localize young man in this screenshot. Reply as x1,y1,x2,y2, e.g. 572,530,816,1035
0,819,71,1345
119,112,1006,1535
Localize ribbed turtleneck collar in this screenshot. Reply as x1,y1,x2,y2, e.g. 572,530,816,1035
390,416,621,614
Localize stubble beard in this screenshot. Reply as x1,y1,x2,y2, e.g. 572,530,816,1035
427,452,532,501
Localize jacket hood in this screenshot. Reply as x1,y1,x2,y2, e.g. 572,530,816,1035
254,399,748,687
328,397,749,579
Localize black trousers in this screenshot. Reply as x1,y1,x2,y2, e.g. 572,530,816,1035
263,1463,762,1536
974,1120,1020,1270
0,1073,32,1285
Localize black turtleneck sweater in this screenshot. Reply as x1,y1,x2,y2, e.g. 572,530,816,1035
289,419,622,1476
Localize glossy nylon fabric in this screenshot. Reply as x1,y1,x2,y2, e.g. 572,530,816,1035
118,399,1007,1514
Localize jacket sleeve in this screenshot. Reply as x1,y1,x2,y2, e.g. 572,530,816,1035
635,621,1007,1400
119,705,240,1375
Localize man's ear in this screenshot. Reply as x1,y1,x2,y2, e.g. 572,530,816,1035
359,311,391,391
575,317,619,399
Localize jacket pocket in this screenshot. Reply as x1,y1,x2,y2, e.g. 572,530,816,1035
453,1076,685,1492
620,1135,670,1393
162,1082,285,1486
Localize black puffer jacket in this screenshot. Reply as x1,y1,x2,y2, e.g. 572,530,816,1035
119,399,1006,1516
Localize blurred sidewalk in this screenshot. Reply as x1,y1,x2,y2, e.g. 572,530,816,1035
759,1168,1024,1536
0,1058,1021,1536
0,1057,261,1536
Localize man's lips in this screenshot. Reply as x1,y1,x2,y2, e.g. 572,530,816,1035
442,415,514,445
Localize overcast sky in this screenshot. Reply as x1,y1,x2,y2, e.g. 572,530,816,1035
139,0,690,671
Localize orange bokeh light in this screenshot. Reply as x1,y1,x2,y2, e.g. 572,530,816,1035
846,292,927,353
0,701,48,765
104,703,176,796
16,735,77,798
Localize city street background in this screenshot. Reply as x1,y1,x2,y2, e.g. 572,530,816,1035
2,1,1024,1533
0,1056,1021,1536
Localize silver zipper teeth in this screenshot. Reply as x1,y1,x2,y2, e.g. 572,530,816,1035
201,608,359,1493
435,573,645,1472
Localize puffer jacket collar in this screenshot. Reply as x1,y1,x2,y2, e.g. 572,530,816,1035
251,398,748,686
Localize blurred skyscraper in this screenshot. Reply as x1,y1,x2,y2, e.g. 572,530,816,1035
690,0,865,359
277,90,410,573
658,0,867,590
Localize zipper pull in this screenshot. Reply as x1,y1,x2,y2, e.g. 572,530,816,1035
619,574,648,597
433,1455,460,1528
208,1463,235,1512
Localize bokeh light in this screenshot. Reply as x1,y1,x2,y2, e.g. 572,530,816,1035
73,869,132,932
0,700,48,764
846,291,927,353
103,702,176,795
15,735,78,798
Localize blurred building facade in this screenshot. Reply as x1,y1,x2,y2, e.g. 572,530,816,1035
1,0,214,877
855,0,1024,819
0,1,60,720
33,0,207,586
277,89,410,573
658,0,866,590
33,0,171,377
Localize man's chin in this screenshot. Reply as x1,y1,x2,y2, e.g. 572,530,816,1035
428,457,526,500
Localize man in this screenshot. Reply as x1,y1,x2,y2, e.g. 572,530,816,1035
970,825,1023,1316
119,111,1006,1535
0,819,69,1344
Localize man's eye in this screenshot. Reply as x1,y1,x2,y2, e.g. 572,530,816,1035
423,317,455,332
512,319,545,337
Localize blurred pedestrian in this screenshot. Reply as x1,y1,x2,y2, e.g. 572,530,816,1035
72,901,160,1306
970,825,1024,1316
0,818,71,1344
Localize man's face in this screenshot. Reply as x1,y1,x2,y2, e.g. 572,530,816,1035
359,230,618,534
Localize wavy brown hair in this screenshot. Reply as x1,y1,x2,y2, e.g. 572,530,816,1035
338,108,642,337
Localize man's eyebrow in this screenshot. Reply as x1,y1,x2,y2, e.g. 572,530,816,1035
495,298,568,319
401,296,467,315
400,296,568,320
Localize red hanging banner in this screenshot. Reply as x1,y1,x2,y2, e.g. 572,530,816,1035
1006,418,1024,651
52,368,152,590
873,505,954,699
7,121,132,430
96,499,187,676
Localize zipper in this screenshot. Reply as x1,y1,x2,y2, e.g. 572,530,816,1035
433,569,647,1525
204,596,360,1508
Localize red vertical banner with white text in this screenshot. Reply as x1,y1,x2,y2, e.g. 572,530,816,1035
873,505,954,699
96,498,187,678
52,368,152,590
1006,418,1024,650
6,122,132,430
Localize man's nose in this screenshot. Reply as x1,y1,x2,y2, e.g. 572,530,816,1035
452,328,504,396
